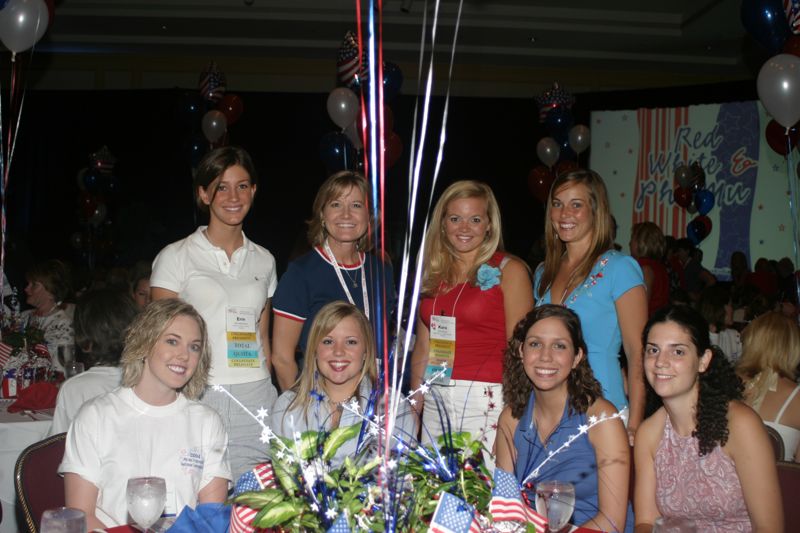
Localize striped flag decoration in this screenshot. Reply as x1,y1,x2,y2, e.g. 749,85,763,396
427,492,481,533
234,462,276,495
786,0,800,33
337,31,367,88
0,342,14,367
229,504,258,533
489,468,548,531
198,61,227,103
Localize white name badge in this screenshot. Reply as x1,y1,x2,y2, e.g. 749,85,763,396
226,306,259,368
423,314,456,386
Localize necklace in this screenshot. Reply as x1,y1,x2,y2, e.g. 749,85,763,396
342,267,359,288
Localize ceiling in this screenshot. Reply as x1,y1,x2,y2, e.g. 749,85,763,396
29,0,755,96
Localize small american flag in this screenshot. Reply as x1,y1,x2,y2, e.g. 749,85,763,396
234,462,276,495
198,61,227,103
428,492,481,533
327,514,351,533
489,468,548,530
0,342,13,367
337,31,367,88
229,504,258,533
535,83,574,123
786,0,800,34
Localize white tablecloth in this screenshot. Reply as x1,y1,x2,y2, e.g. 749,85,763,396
0,399,54,533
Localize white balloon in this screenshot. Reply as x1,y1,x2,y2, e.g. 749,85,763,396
757,54,800,129
327,88,359,130
343,120,363,150
201,110,227,143
568,125,591,154
0,0,48,54
536,137,560,168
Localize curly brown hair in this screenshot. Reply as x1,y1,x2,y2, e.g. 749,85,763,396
503,305,602,419
643,305,744,456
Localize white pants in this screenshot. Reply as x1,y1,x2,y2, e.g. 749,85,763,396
421,379,501,471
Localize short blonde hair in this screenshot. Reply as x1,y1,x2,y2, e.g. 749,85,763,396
307,171,373,251
421,180,503,294
738,311,800,393
631,221,666,260
120,298,211,400
289,301,377,417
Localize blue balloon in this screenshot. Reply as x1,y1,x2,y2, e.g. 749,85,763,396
687,219,703,245
545,107,574,138
693,189,715,215
83,170,104,193
319,132,356,172
556,135,576,161
382,61,403,101
189,133,209,168
741,0,791,54
0,1,9,9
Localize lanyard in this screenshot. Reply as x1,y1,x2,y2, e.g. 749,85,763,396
323,240,370,320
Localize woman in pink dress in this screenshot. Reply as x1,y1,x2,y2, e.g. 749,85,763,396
633,305,781,532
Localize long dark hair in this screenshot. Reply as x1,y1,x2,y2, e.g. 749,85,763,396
503,304,602,419
643,305,744,456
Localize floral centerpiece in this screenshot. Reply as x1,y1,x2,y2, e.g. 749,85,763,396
0,295,56,398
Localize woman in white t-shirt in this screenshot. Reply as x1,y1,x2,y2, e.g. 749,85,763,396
150,146,278,479
60,299,231,530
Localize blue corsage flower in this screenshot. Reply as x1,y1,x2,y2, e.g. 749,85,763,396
476,263,501,291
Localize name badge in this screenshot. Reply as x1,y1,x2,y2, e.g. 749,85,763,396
424,314,456,386
226,306,259,368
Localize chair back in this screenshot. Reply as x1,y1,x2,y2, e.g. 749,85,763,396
777,460,800,532
764,424,786,461
14,432,67,533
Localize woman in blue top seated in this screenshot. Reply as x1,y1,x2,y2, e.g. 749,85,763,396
495,304,632,532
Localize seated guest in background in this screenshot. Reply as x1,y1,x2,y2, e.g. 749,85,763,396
629,221,669,318
60,299,230,530
272,301,414,467
698,285,742,363
496,305,632,533
21,259,74,369
128,260,152,310
49,289,139,435
634,306,781,533
737,311,800,462
681,244,716,302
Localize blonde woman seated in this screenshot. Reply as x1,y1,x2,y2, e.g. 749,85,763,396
271,301,414,466
738,311,800,461
634,306,781,532
60,299,231,530
495,305,632,532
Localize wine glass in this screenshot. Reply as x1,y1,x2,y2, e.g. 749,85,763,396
126,477,166,531
40,507,86,533
653,516,697,533
64,361,85,379
535,480,575,533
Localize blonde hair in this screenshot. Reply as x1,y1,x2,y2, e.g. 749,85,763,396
421,180,504,294
631,221,666,260
307,171,373,251
536,170,614,300
288,301,377,417
738,311,800,405
120,298,211,400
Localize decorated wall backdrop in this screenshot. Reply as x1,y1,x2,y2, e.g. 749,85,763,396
592,101,794,280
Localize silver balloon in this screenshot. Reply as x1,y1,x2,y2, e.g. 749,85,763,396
568,124,591,154
757,54,800,129
0,0,48,54
326,88,359,130
536,137,560,168
89,203,107,227
201,110,227,143
343,120,363,150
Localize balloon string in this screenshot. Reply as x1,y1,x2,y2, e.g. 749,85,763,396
786,133,800,312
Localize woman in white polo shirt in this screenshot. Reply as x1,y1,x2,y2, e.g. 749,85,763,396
150,146,277,479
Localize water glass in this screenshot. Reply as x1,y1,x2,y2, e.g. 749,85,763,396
126,476,167,531
56,345,75,371
64,361,85,379
653,516,697,533
535,480,576,533
40,507,86,533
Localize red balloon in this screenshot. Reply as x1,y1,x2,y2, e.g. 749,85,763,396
78,192,100,220
45,0,55,28
697,215,712,236
674,186,693,208
383,105,394,133
527,165,553,204
766,119,800,155
555,160,579,177
217,94,244,126
384,132,403,168
784,35,800,57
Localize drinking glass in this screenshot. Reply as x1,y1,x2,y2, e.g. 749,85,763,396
535,480,576,533
64,361,85,379
56,345,75,371
126,477,166,531
653,517,697,533
40,507,86,533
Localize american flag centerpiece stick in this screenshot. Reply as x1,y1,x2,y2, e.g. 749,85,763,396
534,82,574,123
337,30,368,89
198,61,227,103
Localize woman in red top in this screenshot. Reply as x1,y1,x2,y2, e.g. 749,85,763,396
630,221,670,317
410,180,532,467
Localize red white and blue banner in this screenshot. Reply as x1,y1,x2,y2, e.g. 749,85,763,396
592,101,793,279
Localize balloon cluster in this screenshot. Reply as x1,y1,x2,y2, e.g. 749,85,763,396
528,83,591,203
673,162,714,244
0,0,53,57
321,32,404,172
71,147,120,265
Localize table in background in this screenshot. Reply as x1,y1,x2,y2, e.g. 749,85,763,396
0,399,53,533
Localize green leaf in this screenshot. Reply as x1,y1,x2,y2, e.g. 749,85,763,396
271,456,299,492
232,488,284,508
355,456,381,478
322,423,361,461
253,501,301,528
